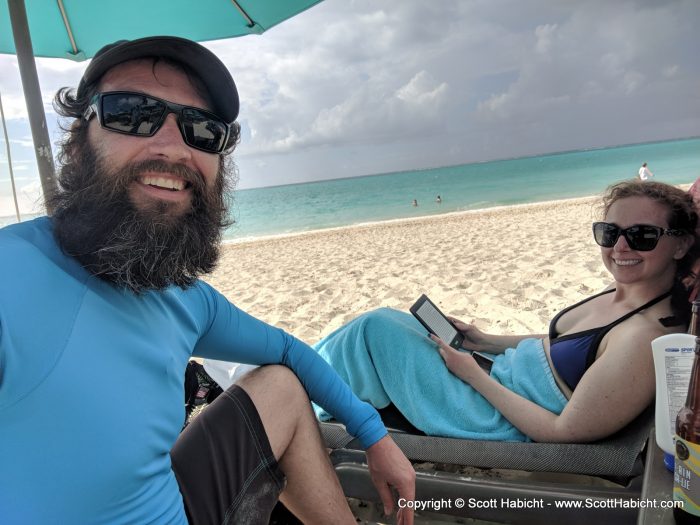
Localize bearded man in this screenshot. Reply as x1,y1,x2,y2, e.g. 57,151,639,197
0,36,414,525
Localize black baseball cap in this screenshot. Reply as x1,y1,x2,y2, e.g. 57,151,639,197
77,36,239,123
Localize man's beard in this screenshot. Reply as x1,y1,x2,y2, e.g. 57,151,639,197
50,142,231,293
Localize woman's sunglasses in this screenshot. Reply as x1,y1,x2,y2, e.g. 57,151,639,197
592,222,685,251
84,91,231,154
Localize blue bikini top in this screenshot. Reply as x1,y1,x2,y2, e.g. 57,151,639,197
548,288,671,391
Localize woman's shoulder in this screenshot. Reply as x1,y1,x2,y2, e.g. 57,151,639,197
639,295,686,332
608,303,680,350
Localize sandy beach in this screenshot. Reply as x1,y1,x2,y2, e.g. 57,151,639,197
204,194,621,345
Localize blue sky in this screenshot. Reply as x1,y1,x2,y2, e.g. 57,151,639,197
1,0,699,217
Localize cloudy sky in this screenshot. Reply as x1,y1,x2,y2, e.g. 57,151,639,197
1,0,698,217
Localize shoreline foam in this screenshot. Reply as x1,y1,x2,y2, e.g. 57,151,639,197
222,193,606,246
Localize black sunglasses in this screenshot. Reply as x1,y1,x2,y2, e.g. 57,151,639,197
84,91,231,154
592,222,685,251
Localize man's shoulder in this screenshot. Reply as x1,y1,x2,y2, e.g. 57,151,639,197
0,217,55,256
169,279,228,311
1,216,52,242
0,217,83,281
162,277,214,306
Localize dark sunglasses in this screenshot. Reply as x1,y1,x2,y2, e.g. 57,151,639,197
592,221,685,251
84,91,231,154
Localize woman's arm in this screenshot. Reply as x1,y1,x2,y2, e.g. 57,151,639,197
448,317,546,354
432,320,657,442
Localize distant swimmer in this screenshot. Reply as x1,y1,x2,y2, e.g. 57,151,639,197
638,162,654,181
435,195,442,204
412,199,418,207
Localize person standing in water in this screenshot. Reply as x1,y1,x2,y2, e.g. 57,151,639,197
639,162,654,181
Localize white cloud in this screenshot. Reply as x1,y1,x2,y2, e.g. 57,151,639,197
663,64,679,78
0,178,45,217
534,24,558,55
0,91,29,120
9,137,35,149
477,91,513,117
474,0,696,137
247,71,449,154
396,71,448,105
622,70,645,94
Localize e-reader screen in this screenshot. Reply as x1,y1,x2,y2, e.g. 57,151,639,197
410,295,464,349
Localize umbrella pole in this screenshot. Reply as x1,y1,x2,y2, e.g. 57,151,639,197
8,0,58,214
0,91,21,222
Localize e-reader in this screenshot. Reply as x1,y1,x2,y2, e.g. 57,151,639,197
410,294,464,349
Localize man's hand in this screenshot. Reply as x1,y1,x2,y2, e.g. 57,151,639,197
365,435,416,524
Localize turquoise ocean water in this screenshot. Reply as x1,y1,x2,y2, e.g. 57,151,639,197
225,137,699,240
3,137,699,239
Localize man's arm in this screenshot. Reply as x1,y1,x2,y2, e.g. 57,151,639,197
193,289,384,444
191,284,415,519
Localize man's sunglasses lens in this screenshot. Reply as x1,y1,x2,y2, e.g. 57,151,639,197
592,223,662,251
181,108,228,153
101,93,164,134
99,93,227,153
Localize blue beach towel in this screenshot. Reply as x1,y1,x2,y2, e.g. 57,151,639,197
314,308,568,441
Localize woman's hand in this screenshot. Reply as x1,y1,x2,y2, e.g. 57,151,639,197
447,316,491,351
430,334,484,383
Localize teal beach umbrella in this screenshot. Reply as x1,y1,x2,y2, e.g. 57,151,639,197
1,0,323,212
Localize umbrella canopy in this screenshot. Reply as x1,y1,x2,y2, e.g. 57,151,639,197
1,0,323,212
1,0,323,59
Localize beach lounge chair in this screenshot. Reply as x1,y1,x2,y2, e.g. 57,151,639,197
320,404,655,524
198,359,658,523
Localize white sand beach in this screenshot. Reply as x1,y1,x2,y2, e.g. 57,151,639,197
204,194,622,344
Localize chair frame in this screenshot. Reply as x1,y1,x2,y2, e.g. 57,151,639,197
320,407,655,524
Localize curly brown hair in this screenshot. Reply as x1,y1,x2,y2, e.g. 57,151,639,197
601,179,699,325
602,180,698,232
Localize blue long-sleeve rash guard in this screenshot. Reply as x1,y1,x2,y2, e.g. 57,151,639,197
0,217,386,525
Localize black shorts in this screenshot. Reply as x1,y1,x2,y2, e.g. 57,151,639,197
171,385,286,525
